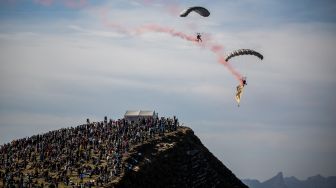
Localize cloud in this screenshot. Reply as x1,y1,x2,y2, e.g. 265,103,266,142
68,24,125,38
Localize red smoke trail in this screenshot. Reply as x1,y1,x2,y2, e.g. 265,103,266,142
30,0,243,84
129,1,242,83
208,41,243,84
134,24,243,83
99,6,243,84
135,24,196,42
31,0,243,84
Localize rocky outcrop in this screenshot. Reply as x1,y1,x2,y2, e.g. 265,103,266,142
112,127,248,188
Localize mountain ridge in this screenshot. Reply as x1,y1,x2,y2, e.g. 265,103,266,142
243,172,336,188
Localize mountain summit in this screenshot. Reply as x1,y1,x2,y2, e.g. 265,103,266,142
262,172,287,188
0,116,247,188
112,126,248,187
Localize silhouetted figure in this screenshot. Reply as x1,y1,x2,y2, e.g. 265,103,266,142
242,77,247,86
196,33,202,42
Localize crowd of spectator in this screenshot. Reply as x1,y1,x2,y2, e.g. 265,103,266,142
0,115,179,188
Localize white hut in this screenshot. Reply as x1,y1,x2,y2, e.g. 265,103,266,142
124,110,157,122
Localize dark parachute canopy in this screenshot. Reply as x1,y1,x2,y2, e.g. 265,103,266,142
180,6,210,17
225,49,263,62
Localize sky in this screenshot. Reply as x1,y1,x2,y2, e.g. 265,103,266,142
1,0,336,181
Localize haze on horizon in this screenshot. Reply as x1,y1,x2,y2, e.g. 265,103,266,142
0,0,335,181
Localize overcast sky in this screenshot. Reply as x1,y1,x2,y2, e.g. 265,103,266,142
0,0,336,181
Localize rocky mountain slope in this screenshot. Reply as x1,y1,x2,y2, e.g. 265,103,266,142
0,118,247,188
112,127,248,188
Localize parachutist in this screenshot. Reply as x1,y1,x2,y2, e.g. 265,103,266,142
196,33,202,42
242,77,247,87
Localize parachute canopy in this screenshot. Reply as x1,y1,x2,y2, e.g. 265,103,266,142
225,49,263,62
180,6,210,17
